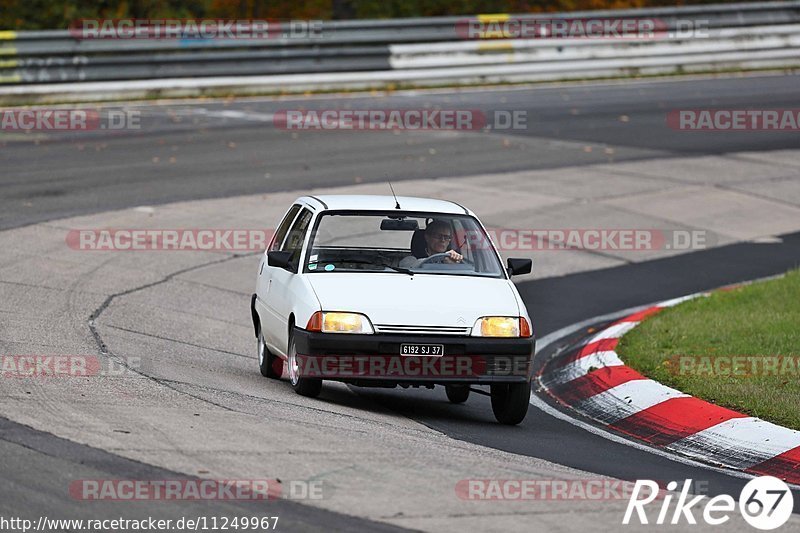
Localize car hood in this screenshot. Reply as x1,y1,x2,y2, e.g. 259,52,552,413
306,273,520,330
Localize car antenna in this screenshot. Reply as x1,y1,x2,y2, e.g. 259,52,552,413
388,181,401,209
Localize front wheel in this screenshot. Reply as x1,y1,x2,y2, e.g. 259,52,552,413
445,385,470,403
490,382,530,425
288,331,322,398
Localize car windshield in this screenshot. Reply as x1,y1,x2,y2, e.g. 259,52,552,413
305,212,505,278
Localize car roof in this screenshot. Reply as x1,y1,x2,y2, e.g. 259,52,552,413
298,195,471,215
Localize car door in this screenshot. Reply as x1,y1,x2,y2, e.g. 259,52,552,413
263,206,314,354
257,204,300,349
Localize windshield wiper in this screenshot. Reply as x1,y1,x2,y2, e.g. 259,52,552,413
332,258,413,276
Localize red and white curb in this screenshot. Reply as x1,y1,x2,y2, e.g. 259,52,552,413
537,293,800,485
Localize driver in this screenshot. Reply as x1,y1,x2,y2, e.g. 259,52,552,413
400,219,463,268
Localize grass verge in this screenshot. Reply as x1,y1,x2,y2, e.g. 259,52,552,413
617,269,800,431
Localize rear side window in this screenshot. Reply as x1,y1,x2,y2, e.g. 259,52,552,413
281,208,313,269
270,204,301,251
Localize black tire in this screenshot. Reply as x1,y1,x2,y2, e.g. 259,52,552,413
258,329,282,379
490,382,530,425
288,331,322,398
445,385,470,404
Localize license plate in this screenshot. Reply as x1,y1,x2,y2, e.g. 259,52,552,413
400,344,444,356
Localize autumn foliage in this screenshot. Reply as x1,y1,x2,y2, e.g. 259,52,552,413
1,0,739,31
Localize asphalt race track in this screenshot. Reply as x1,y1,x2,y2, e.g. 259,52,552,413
2,73,800,530
3,73,800,230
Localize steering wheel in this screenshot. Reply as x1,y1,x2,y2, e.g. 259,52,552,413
417,252,473,266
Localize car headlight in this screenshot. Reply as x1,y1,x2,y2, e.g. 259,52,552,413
471,316,532,338
306,311,375,334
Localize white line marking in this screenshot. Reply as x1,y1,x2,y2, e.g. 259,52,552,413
589,321,639,341
658,293,706,307
202,110,276,122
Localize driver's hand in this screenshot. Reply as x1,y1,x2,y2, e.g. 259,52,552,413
443,250,463,263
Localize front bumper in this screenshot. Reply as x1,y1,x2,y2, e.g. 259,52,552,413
293,329,535,384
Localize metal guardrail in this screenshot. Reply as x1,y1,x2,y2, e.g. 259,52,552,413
0,1,798,100
390,25,800,68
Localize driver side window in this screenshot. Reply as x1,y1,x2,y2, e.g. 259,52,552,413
281,208,313,270
270,204,301,252
452,219,473,263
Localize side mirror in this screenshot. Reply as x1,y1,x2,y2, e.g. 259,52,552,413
507,258,532,277
267,250,294,271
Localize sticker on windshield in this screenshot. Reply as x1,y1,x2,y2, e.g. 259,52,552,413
324,264,335,271
310,254,319,261
308,263,318,270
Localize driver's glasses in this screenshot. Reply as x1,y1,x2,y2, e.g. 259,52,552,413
431,233,452,242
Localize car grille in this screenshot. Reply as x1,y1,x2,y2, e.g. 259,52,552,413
373,324,471,336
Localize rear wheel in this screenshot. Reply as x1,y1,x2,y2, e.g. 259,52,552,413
445,385,470,404
258,330,282,379
288,331,322,398
490,382,530,425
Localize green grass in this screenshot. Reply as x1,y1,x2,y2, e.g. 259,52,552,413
617,269,800,431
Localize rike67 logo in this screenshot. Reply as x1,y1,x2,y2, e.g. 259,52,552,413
624,477,794,530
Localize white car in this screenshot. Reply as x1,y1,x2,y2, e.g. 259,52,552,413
251,195,535,424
